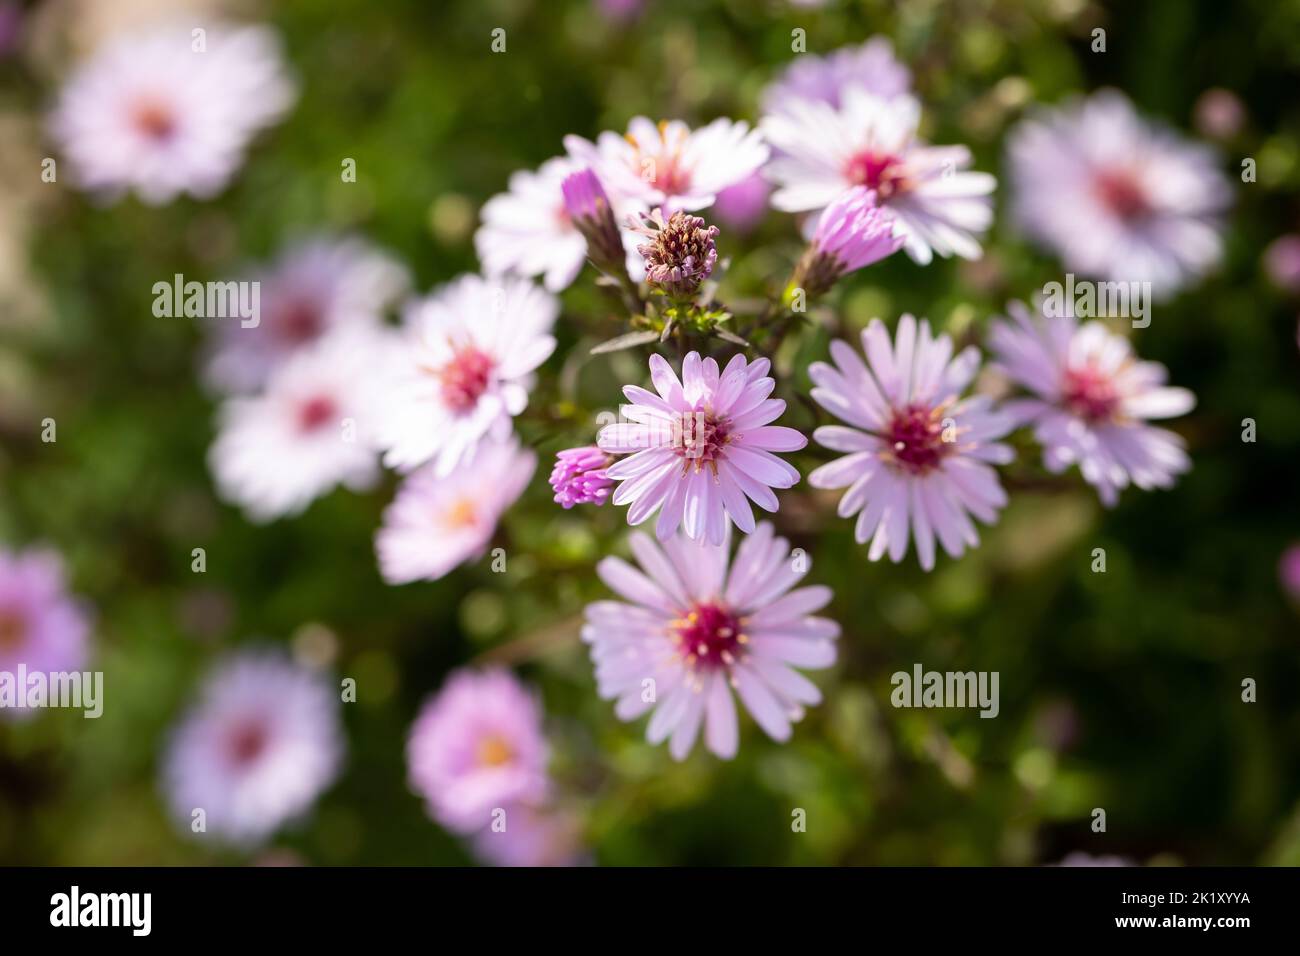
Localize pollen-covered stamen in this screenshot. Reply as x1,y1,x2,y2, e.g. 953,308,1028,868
435,345,495,414
671,409,732,474
845,151,908,200
1062,363,1122,423
476,734,514,767
295,395,338,433
226,719,269,767
883,401,954,474
1093,167,1151,221
669,603,747,671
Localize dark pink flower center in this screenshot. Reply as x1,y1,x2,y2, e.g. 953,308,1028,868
437,346,495,414
131,98,178,142
0,608,27,652
1093,168,1151,221
845,151,907,200
671,409,731,472
274,298,324,344
885,402,950,474
226,719,269,767
671,603,746,670
296,395,338,433
1062,364,1121,423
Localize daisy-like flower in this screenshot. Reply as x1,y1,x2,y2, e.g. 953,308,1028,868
808,315,1015,570
49,23,295,204
375,274,557,476
583,523,838,760
161,651,343,846
475,156,591,293
406,669,550,834
989,300,1195,506
790,185,904,299
762,91,996,264
204,236,409,394
628,207,720,298
597,352,808,545
0,549,91,720
375,436,536,584
761,37,911,114
1006,90,1231,299
209,328,387,522
564,116,768,213
549,446,614,509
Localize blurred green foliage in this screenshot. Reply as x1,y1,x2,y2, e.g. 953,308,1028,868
1,0,1299,865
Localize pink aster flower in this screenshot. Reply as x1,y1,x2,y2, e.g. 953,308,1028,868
470,804,586,867
597,352,808,545
162,651,343,846
564,116,769,213
763,91,995,264
209,329,387,523
549,446,614,508
376,274,557,476
711,170,772,235
407,669,550,834
1007,90,1230,299
583,523,838,760
792,186,904,298
808,315,1014,570
761,37,911,115
475,156,591,293
989,300,1195,506
0,549,91,720
203,236,409,394
376,436,536,584
49,23,295,204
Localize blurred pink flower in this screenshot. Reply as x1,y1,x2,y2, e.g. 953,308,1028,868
470,804,586,866
990,300,1194,507
209,329,387,522
1278,544,1300,601
49,23,295,204
375,435,535,584
0,549,91,720
565,116,768,213
549,446,613,508
1264,235,1300,294
1007,90,1230,300
204,236,409,394
598,352,807,544
584,523,838,759
375,275,557,476
1193,88,1246,141
711,171,772,235
407,669,550,834
762,92,995,264
162,651,343,846
761,37,911,114
809,315,1014,570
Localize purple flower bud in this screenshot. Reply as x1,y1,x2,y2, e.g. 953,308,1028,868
792,186,903,298
549,446,614,508
561,168,625,272
628,207,719,299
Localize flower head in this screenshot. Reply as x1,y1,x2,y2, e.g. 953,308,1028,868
162,651,343,846
0,549,91,719
809,315,1015,570
469,804,585,867
376,435,536,584
792,186,904,297
407,669,550,834
375,274,557,476
564,116,768,213
209,328,387,522
49,23,295,204
629,207,720,298
598,352,808,545
476,156,591,293
583,523,838,760
761,37,911,114
1007,90,1230,299
549,446,614,509
558,167,628,275
204,236,409,394
989,300,1195,506
763,92,995,264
